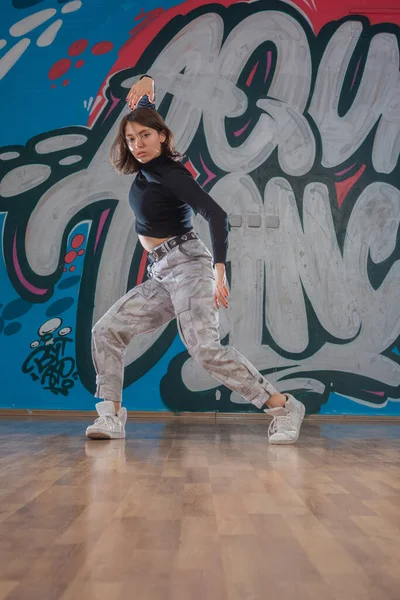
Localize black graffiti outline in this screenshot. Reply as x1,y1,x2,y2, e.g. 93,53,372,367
22,335,78,396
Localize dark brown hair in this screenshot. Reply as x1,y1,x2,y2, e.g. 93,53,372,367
110,108,182,174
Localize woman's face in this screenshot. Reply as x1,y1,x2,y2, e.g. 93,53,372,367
125,121,166,163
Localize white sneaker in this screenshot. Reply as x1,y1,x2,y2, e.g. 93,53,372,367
86,401,127,440
264,394,305,445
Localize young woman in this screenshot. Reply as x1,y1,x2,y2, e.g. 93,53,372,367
86,75,305,444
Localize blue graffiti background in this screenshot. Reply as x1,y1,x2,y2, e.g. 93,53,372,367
0,0,178,146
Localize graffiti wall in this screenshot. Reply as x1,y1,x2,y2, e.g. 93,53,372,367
1,0,399,414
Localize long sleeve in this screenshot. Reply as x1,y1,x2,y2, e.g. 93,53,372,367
163,165,229,265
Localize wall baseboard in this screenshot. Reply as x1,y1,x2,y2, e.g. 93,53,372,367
0,409,399,423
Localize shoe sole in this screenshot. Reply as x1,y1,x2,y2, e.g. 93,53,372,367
269,402,306,445
86,431,125,440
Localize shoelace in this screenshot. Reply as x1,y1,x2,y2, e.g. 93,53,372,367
93,414,118,427
268,414,291,438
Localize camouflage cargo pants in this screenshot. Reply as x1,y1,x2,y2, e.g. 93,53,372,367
92,236,278,409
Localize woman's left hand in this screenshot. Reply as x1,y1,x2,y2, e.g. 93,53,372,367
213,263,229,310
126,76,154,110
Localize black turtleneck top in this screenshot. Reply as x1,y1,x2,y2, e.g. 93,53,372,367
129,153,229,265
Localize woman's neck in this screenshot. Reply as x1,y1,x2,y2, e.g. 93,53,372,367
139,152,167,170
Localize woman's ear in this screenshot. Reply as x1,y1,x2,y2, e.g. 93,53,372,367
160,131,167,144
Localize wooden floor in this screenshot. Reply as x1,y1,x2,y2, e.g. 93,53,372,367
0,418,400,600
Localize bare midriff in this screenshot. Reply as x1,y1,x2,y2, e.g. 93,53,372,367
138,234,174,252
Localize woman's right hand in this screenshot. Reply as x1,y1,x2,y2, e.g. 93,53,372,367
126,76,155,110
213,263,229,310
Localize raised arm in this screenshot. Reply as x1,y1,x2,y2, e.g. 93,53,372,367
126,75,155,110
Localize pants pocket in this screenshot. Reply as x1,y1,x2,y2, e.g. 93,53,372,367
178,239,212,261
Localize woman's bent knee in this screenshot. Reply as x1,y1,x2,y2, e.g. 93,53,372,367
92,314,112,339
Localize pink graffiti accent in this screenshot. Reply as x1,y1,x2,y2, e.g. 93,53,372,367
128,15,164,40
134,7,165,22
129,7,165,37
246,61,259,87
335,164,366,208
12,234,48,296
92,41,114,56
264,50,272,83
351,57,361,90
184,159,200,180
68,39,88,57
71,233,85,249
65,250,77,264
48,58,72,80
233,119,251,137
102,93,120,123
199,154,217,187
68,39,89,56
362,390,385,396
137,250,149,285
94,209,111,253
335,163,357,177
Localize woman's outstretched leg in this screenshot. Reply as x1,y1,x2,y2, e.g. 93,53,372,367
171,253,305,444
87,276,175,439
